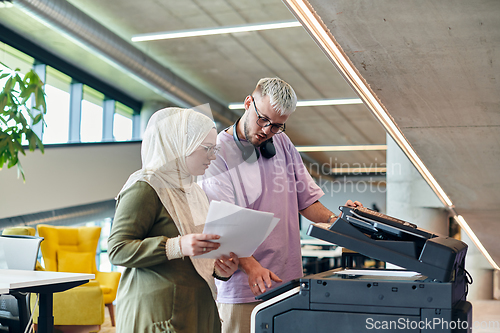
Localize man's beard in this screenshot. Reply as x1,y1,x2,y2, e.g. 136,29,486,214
243,116,262,147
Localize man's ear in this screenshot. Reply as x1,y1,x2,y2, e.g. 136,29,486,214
243,95,254,111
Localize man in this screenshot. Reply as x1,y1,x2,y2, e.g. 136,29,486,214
200,78,362,333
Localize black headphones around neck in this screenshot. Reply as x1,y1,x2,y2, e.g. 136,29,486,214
232,118,276,163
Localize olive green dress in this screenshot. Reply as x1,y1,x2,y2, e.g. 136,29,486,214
108,181,221,333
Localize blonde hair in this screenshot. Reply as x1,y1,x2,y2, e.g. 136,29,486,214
254,78,297,116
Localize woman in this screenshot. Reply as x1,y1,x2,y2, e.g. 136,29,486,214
108,108,239,333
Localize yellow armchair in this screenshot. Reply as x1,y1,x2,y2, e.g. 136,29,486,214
1,226,36,236
30,280,104,330
37,224,121,327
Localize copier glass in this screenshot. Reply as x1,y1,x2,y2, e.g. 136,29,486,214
252,206,472,332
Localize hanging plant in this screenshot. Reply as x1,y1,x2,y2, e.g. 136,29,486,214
0,62,46,181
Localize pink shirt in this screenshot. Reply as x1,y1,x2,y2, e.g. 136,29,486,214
200,131,324,303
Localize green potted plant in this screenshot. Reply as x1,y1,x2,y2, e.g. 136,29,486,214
0,62,46,181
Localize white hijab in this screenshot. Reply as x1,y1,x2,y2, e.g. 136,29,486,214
118,107,217,298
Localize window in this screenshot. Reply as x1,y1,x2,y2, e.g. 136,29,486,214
80,85,104,143
113,102,133,141
0,44,34,146
2,41,140,145
43,67,71,144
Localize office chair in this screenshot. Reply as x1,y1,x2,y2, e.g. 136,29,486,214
0,227,43,333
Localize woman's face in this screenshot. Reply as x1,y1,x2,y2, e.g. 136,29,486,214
186,128,218,176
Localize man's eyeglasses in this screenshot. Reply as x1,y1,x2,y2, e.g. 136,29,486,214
199,144,221,157
251,96,286,134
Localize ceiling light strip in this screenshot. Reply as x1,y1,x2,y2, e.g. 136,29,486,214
331,167,387,174
132,21,302,42
296,145,387,152
282,0,452,207
298,98,362,106
228,98,363,109
284,0,498,269
455,215,500,270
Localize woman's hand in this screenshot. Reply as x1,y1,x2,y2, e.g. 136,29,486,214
214,252,239,278
180,234,220,256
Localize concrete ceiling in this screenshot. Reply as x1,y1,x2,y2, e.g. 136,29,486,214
0,0,386,170
307,0,500,265
0,0,498,266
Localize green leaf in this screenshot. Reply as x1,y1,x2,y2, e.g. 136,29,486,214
22,71,32,83
35,88,47,113
19,84,36,99
36,135,44,154
12,138,25,156
33,113,43,125
4,77,13,92
0,137,9,151
16,159,25,182
28,131,37,151
0,67,47,180
0,61,12,70
0,153,5,170
14,74,24,87
7,153,17,168
0,93,7,111
7,139,15,157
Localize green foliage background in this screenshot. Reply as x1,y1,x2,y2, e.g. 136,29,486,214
0,63,46,181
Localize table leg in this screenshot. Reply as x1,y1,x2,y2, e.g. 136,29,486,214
38,293,54,333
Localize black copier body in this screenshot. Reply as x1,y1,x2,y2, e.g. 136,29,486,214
252,206,472,332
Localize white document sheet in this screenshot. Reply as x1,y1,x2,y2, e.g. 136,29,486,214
197,201,280,259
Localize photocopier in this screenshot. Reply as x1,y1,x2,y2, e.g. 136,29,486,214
251,206,472,332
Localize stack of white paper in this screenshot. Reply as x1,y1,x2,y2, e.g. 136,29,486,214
197,201,280,259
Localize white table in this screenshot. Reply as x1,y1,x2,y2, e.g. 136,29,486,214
0,269,94,333
0,283,9,294
301,238,342,259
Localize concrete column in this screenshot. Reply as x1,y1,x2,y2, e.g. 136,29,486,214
102,99,115,142
132,114,141,140
386,134,448,235
461,230,494,300
387,134,494,299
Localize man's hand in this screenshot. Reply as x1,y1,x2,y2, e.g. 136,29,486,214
239,257,282,296
345,200,363,208
214,252,239,278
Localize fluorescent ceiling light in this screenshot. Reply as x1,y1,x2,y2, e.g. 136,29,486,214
132,20,302,42
296,145,386,152
228,98,362,110
330,167,387,174
282,0,499,269
455,215,500,270
298,98,362,107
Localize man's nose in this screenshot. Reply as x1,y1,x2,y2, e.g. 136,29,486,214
262,125,272,136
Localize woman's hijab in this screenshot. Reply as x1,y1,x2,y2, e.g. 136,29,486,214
118,107,217,298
